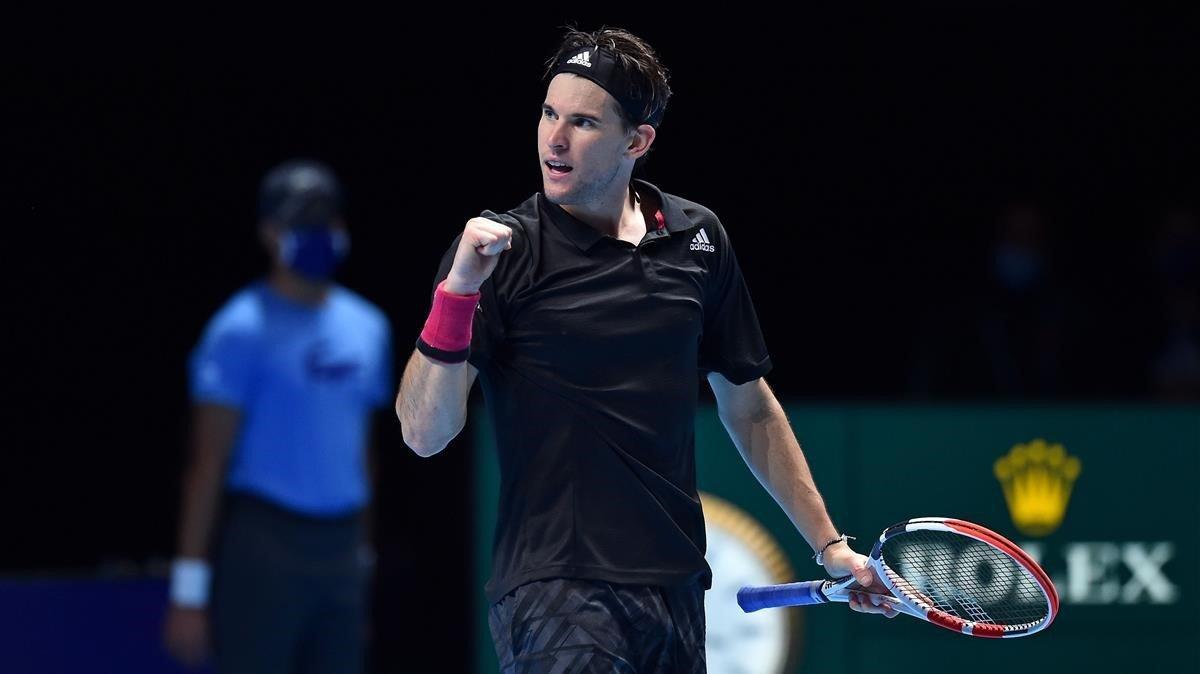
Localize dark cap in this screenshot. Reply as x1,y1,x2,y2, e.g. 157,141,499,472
258,159,343,230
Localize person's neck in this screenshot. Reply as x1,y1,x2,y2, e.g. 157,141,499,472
561,180,647,238
268,268,330,306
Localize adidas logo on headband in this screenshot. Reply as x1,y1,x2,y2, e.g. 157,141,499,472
566,50,593,68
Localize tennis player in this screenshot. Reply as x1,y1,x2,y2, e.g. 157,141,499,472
397,27,892,672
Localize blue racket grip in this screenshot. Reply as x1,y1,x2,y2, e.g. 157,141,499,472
738,580,829,613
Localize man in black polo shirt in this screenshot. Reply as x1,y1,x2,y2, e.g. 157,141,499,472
397,27,893,672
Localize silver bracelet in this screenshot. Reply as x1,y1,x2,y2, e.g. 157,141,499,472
813,533,855,566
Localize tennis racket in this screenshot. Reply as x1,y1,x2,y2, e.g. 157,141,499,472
737,517,1058,638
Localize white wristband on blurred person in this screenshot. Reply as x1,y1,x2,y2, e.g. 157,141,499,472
169,558,211,608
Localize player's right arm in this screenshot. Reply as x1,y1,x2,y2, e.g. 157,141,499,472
396,217,512,457
396,351,478,457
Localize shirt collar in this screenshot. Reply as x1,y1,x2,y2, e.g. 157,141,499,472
632,179,692,234
540,179,691,252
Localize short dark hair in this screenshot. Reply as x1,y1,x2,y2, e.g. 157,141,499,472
258,159,342,230
544,26,672,131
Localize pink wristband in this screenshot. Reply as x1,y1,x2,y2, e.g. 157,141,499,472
416,281,481,363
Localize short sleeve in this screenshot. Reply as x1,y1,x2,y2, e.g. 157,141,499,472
697,221,773,384
188,321,258,407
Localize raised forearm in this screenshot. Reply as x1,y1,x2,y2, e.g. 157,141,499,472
399,217,510,456
395,350,475,456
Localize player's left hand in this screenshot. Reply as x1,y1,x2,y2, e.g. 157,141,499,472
820,542,898,618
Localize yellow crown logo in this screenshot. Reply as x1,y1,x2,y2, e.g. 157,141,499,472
993,439,1081,537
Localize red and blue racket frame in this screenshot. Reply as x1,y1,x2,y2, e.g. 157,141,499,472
737,517,1060,639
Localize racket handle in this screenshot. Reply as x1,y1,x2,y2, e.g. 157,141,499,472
738,580,829,613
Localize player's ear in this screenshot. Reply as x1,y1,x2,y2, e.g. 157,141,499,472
626,123,656,160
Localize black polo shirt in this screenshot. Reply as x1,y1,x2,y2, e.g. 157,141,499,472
432,179,772,603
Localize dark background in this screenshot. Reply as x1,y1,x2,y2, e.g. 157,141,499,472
7,5,1199,671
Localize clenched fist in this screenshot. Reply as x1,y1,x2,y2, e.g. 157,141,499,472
443,216,513,295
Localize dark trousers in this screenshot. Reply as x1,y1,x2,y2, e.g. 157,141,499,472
211,493,367,674
488,578,707,673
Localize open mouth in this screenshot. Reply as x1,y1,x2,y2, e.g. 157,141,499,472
545,160,573,175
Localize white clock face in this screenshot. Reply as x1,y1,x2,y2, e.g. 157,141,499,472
704,521,791,674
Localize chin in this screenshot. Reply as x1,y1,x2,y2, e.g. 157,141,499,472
542,183,575,205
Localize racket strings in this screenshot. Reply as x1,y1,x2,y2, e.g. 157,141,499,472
881,530,1049,627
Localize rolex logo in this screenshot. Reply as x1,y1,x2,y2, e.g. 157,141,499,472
994,439,1081,537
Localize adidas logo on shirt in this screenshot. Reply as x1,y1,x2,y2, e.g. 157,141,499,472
689,228,715,252
566,51,593,68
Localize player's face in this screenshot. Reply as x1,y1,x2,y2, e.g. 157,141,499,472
538,74,636,206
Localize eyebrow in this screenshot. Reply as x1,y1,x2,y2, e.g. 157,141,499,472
542,103,602,124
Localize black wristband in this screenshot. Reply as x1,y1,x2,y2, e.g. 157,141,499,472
416,336,470,364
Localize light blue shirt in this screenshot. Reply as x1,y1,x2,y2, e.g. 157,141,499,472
189,282,392,516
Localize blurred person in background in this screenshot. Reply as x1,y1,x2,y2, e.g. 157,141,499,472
908,200,1069,398
163,160,393,673
1150,206,1200,399
977,201,1068,396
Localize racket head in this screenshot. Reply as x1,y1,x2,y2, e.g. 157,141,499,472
868,517,1058,638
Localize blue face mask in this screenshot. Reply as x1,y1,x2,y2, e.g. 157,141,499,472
280,228,350,281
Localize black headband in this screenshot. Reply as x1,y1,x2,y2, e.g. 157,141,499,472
550,46,662,127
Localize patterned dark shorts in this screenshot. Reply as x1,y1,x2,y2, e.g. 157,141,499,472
488,577,706,674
